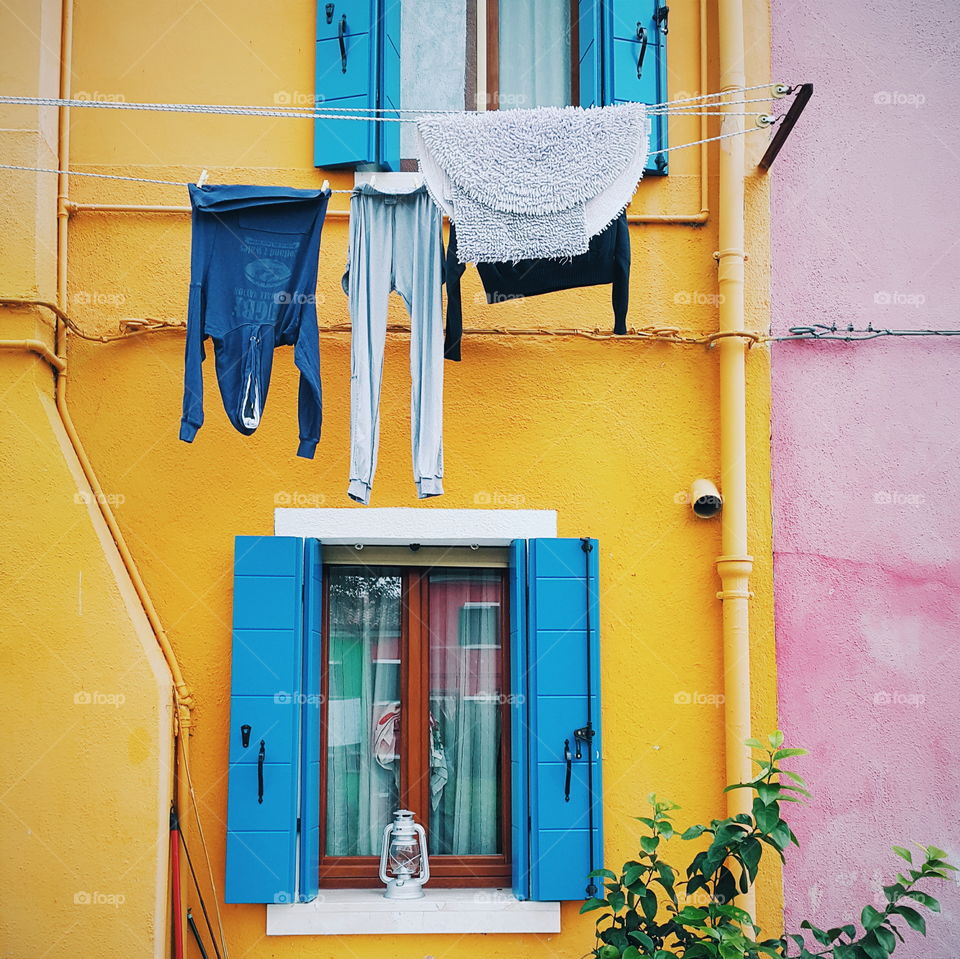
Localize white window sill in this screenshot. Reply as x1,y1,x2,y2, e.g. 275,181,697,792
266,888,560,936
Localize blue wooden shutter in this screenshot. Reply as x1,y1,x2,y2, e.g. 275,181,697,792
299,538,323,902
509,539,530,900
226,536,305,904
578,0,602,109
314,0,378,167
314,0,400,170
605,0,669,174
511,537,604,901
378,0,401,171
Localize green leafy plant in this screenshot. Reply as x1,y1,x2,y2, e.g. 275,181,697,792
582,733,955,959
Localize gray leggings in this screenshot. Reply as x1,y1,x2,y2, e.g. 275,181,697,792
343,185,444,504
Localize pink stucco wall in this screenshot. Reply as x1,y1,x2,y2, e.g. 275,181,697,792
771,3,960,956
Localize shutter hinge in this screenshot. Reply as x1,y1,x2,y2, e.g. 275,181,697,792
655,3,669,35
297,816,301,833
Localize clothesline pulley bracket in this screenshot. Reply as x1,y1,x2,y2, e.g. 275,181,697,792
758,82,813,170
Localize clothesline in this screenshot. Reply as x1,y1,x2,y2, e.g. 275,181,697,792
0,120,780,191
0,84,791,120
0,98,774,122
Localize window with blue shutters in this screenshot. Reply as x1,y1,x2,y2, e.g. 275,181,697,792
314,2,668,174
225,535,603,904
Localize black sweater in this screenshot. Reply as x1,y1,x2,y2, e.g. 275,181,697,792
444,212,630,361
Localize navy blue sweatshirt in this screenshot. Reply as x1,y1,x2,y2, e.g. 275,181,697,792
444,212,630,361
179,184,330,457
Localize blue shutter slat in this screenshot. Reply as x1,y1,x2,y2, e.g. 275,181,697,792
379,0,401,171
577,0,602,109
314,0,378,167
226,536,304,904
526,538,603,902
299,538,323,902
605,0,668,174
509,539,530,901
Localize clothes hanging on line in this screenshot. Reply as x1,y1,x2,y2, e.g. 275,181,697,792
179,183,329,457
343,183,445,505
443,212,631,361
416,103,650,263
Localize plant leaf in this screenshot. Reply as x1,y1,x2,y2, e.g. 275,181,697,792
874,926,896,953
859,931,888,959
589,868,620,880
861,905,883,931
627,930,655,951
638,887,658,922
640,834,660,854
892,905,926,935
579,897,607,914
904,890,940,912
891,846,913,864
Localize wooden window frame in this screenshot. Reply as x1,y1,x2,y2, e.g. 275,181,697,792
319,566,512,889
484,0,581,110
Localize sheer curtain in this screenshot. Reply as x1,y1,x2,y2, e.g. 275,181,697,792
428,571,504,855
325,567,402,856
498,0,572,109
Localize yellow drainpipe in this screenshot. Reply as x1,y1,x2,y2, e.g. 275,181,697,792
51,0,193,945
0,338,66,370
716,0,755,918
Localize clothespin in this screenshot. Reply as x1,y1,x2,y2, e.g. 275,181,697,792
197,169,209,188
321,178,330,192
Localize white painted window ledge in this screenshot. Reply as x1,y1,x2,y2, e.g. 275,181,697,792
266,888,560,936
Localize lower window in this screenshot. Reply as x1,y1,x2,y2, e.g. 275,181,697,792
320,562,510,887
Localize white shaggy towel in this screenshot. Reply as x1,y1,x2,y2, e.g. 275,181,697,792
416,103,650,263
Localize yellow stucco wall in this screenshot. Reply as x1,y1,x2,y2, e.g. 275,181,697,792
0,0,779,956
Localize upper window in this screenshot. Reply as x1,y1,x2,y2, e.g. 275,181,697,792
321,561,510,887
314,0,668,173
